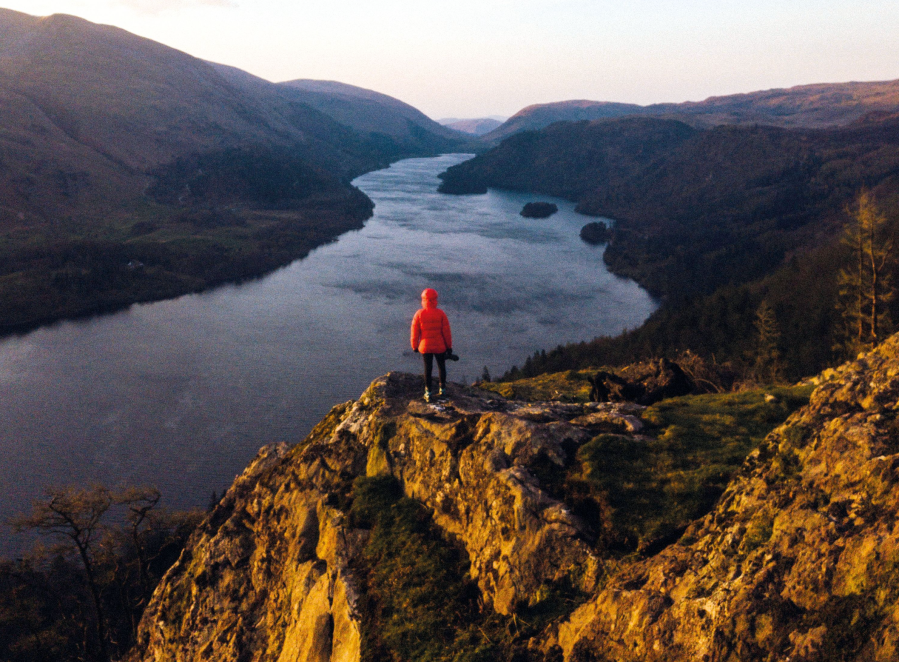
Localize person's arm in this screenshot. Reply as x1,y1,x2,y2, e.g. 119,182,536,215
411,311,421,352
442,311,452,351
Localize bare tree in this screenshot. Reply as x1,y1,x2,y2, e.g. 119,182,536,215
115,486,160,603
9,485,113,661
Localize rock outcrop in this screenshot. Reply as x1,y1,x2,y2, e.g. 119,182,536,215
129,373,643,661
587,357,694,405
547,335,899,661
130,335,899,661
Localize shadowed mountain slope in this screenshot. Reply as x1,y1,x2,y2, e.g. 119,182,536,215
0,9,464,332
0,10,381,223
441,111,899,382
277,78,469,155
441,114,899,301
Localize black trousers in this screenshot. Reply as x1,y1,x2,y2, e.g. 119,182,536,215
422,352,447,391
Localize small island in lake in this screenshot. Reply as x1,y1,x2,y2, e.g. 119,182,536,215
520,201,558,218
580,221,611,244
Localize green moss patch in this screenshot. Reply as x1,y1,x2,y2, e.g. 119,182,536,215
542,386,813,554
352,476,497,661
351,476,569,662
479,369,594,402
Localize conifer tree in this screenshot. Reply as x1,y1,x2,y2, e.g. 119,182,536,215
835,191,894,356
753,299,783,383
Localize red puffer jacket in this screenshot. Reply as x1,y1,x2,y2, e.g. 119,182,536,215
410,289,452,354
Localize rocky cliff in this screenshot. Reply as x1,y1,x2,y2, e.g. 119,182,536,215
548,336,899,662
129,336,899,661
129,373,638,661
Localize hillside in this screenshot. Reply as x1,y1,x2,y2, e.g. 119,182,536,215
440,114,899,301
277,78,469,155
483,100,643,143
441,113,899,380
483,79,899,143
126,335,899,661
0,9,464,332
547,335,899,661
0,12,378,187
447,107,899,381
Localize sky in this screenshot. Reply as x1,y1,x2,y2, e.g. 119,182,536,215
3,0,899,119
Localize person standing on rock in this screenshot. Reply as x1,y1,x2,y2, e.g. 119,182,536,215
411,288,453,402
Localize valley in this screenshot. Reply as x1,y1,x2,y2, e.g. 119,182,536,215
3,6,899,661
0,155,655,559
0,9,469,332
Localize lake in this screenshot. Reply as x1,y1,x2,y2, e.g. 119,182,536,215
0,154,656,554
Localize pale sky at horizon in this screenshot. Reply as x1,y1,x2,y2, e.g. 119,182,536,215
3,0,899,119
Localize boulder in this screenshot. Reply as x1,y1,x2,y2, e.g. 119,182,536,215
588,358,694,405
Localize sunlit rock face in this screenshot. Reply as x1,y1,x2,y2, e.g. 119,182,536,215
128,372,642,661
130,335,899,661
548,335,899,662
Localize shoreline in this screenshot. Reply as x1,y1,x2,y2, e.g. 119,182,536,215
0,194,374,340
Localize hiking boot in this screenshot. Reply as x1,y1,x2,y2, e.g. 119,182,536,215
438,386,446,398
424,389,432,403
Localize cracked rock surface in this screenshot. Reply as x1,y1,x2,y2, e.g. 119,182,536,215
130,334,899,661
547,335,899,662
129,373,639,661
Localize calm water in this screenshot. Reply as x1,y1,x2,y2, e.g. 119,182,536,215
0,154,655,554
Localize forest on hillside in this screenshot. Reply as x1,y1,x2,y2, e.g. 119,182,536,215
440,114,899,381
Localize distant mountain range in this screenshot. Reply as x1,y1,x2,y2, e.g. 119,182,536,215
438,117,505,135
483,101,643,142
483,80,899,143
0,9,467,226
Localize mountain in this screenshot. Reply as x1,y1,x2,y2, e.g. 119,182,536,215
127,335,899,661
0,10,386,218
483,80,899,143
0,9,464,333
276,78,469,154
441,117,504,135
649,78,899,128
483,100,643,143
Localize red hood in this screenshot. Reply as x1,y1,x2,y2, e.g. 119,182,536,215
421,288,438,309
